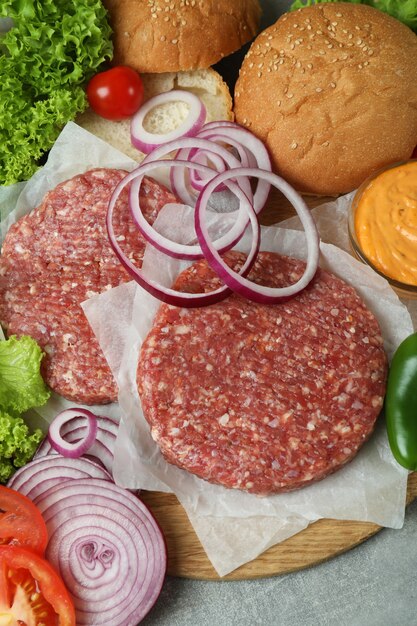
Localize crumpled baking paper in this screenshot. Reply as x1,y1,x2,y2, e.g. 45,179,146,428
1,123,414,577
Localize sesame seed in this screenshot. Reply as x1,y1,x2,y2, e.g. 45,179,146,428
286,93,294,98
330,82,336,88
160,35,166,41
315,87,323,93
171,38,178,44
290,141,298,149
323,141,329,146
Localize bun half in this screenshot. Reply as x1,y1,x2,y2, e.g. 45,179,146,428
234,3,417,195
103,0,262,73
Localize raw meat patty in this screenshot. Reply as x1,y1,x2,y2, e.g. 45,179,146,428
0,168,176,404
137,251,387,495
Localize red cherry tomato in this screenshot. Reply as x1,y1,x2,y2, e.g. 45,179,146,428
86,66,144,121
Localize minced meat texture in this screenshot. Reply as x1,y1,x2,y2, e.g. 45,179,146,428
0,168,177,404
137,251,387,495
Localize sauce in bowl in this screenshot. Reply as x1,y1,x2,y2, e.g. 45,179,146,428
352,161,417,289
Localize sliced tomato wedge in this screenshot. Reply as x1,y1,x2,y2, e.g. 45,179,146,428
0,546,75,626
0,486,48,555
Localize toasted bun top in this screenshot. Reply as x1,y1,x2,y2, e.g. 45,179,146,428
103,0,262,73
234,3,417,196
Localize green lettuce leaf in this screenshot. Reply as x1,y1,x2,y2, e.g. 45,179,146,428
0,0,113,186
0,335,50,415
289,0,417,32
0,411,44,482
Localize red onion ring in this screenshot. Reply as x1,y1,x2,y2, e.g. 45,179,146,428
140,137,254,251
35,478,166,626
48,408,98,458
195,167,320,303
189,150,227,192
131,89,206,154
107,161,261,307
36,414,118,476
7,455,112,502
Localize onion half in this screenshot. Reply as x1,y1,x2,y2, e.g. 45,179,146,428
35,478,167,626
7,455,112,502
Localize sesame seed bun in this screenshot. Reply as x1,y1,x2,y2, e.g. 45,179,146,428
103,0,262,73
234,3,417,196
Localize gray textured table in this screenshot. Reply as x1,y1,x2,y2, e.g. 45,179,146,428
143,500,417,626
144,1,417,624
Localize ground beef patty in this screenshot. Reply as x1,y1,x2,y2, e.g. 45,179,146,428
0,168,176,404
137,251,387,495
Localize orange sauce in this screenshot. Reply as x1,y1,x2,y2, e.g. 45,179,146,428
354,161,417,286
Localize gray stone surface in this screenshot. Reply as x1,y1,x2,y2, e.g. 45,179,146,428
143,1,417,623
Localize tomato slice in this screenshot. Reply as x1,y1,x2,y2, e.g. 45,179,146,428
0,546,75,626
0,487,48,555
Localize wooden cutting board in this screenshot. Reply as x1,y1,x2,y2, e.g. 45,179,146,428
141,473,417,580
141,189,416,581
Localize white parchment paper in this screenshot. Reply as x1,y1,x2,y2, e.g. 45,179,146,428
1,124,413,577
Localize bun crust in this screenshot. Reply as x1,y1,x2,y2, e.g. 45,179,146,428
103,0,261,73
234,3,417,196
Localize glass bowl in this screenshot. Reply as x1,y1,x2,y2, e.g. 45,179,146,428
348,160,417,300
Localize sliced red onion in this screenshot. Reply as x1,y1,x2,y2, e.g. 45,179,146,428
195,167,320,304
48,408,98,458
189,150,227,192
36,415,117,476
35,478,166,626
7,455,112,502
140,137,254,254
196,124,272,214
131,89,206,154
107,161,261,307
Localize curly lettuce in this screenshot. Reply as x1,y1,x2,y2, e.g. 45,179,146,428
0,335,50,482
0,412,44,483
289,0,417,32
0,0,113,186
